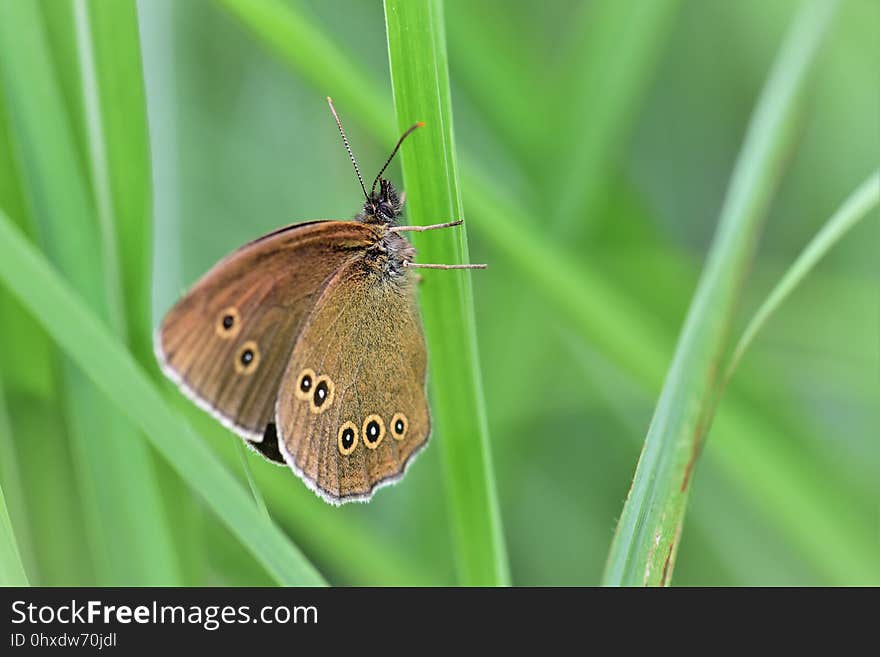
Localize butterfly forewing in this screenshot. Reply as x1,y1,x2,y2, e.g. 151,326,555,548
155,221,378,449
275,258,430,503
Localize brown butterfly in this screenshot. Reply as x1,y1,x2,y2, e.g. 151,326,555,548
155,98,484,505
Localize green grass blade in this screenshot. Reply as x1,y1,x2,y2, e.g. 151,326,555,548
235,441,271,524
0,481,28,586
79,0,155,361
383,0,509,586
0,97,54,398
72,0,127,339
0,380,29,586
603,0,839,587
4,398,96,585
0,209,326,587
727,170,879,378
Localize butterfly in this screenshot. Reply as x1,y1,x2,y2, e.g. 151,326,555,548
155,98,484,505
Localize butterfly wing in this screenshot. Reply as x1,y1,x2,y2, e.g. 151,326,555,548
275,257,430,504
155,220,379,457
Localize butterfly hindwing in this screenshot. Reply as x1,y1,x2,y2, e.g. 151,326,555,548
155,220,378,453
275,257,430,503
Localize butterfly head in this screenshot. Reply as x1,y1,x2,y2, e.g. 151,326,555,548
359,178,403,224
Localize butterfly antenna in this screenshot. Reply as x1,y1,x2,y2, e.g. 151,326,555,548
327,97,368,201
370,121,425,198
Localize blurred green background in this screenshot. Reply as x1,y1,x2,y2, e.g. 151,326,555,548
0,0,877,586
